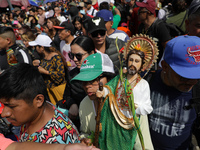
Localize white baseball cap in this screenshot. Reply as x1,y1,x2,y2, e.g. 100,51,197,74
29,34,52,47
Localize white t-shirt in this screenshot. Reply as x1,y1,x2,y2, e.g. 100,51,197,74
87,6,98,17
108,29,130,42
57,15,67,24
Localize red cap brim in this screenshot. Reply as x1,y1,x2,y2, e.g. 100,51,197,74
53,26,65,29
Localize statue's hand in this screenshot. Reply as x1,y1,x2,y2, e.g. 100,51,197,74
96,89,105,99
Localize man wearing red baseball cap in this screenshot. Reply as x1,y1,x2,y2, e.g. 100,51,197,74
136,0,171,64
136,0,156,14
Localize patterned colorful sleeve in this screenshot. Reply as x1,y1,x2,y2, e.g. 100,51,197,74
49,55,66,85
54,108,80,144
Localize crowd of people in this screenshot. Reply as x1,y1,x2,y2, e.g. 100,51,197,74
0,0,200,149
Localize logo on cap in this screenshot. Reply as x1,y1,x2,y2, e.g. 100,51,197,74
143,0,148,3
83,59,88,64
92,18,101,26
187,46,200,62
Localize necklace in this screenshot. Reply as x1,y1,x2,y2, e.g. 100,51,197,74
142,28,149,34
129,78,137,87
127,75,141,88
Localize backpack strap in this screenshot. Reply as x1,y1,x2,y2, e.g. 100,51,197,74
150,18,163,36
179,10,188,29
91,8,95,16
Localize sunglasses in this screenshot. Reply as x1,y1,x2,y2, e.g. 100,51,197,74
91,30,106,37
138,11,148,15
68,52,87,61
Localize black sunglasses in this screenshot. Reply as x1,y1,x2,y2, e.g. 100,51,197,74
91,30,106,37
138,10,148,15
68,52,87,61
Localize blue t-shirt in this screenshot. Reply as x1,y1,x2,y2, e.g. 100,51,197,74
149,70,196,150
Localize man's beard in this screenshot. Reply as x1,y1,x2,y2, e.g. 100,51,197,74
128,65,138,75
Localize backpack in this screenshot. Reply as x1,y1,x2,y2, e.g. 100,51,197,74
161,5,173,21
152,18,185,39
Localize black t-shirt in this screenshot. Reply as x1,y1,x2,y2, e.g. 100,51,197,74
52,31,61,51
139,18,171,62
149,70,196,149
0,50,9,71
62,67,86,109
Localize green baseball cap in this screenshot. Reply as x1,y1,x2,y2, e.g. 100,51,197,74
71,53,114,82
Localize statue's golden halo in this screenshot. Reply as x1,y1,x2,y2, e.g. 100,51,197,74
123,34,159,72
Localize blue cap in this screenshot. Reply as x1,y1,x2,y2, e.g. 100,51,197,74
164,35,200,79
96,9,113,22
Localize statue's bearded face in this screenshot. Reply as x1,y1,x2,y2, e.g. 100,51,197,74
127,54,142,75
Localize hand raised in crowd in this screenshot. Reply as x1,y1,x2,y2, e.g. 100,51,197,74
28,16,34,22
110,2,114,7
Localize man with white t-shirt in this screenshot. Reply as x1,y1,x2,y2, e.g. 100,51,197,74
84,0,98,17
54,21,76,71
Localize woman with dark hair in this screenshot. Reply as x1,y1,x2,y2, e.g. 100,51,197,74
17,13,26,26
72,16,83,36
46,17,61,51
29,34,66,105
8,13,14,23
58,35,96,130
42,22,49,35
26,15,38,30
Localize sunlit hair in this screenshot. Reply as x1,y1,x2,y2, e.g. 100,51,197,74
21,31,36,42
47,17,60,39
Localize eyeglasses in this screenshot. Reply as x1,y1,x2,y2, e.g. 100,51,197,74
91,30,106,37
138,10,148,15
68,52,87,61
82,77,100,86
